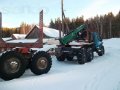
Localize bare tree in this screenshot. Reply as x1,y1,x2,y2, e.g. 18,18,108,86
99,17,103,37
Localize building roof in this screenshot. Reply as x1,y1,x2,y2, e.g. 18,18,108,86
26,25,62,38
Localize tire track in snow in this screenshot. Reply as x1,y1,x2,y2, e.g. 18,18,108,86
82,48,120,90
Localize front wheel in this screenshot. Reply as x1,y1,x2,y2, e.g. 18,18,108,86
30,51,52,75
97,46,105,56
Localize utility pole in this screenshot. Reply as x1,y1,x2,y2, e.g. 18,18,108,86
61,0,64,37
39,10,43,47
61,0,70,37
0,12,2,38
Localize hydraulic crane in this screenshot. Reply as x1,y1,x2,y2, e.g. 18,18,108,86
55,24,105,64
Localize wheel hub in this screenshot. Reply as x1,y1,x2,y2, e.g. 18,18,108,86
10,61,18,70
4,58,21,74
37,57,48,70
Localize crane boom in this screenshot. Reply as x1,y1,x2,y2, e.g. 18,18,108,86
59,24,87,45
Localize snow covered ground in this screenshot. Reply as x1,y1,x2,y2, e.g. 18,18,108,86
0,38,120,90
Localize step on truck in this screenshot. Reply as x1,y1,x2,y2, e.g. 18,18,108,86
0,11,52,80
55,24,105,64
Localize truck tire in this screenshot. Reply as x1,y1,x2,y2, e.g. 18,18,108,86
97,46,105,56
77,48,87,64
66,56,73,61
0,51,27,80
30,51,52,75
56,54,65,61
66,54,73,61
86,48,94,62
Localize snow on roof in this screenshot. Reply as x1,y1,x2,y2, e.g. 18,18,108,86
43,27,61,38
10,26,61,39
2,37,12,41
6,39,37,43
35,25,62,38
4,38,51,44
12,34,26,39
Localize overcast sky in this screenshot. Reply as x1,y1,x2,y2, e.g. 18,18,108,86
0,0,120,27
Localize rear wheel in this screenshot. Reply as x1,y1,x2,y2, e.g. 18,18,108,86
77,48,87,64
30,51,52,75
86,48,94,62
56,54,65,61
66,54,73,61
0,51,26,80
